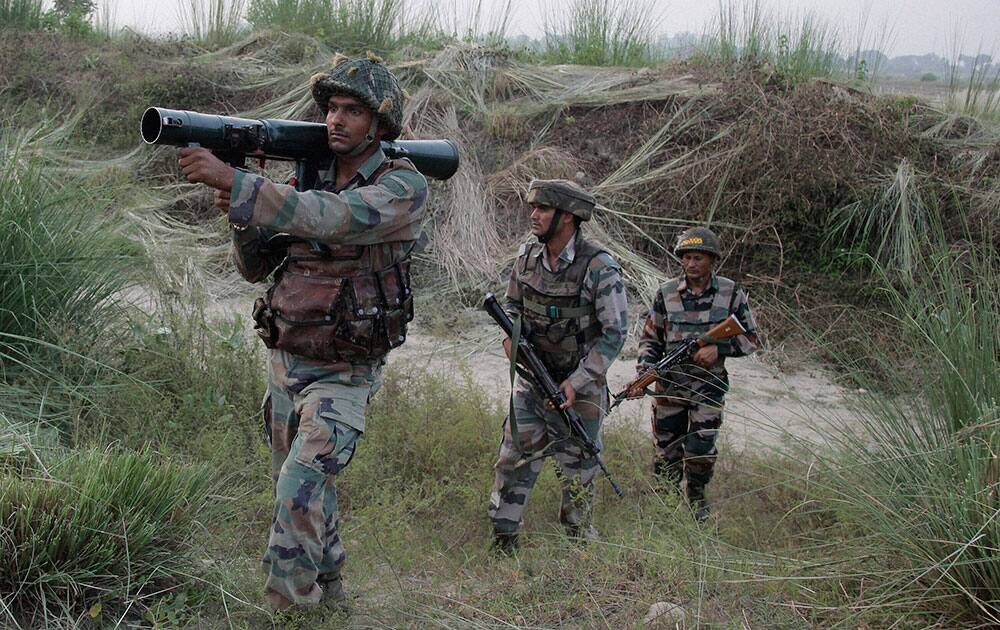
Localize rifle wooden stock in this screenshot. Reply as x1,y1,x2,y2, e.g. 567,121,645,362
609,314,747,410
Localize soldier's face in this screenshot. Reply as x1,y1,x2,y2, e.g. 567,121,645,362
529,203,556,236
325,95,376,154
681,251,715,284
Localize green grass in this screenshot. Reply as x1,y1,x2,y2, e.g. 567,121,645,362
246,0,438,55
541,0,662,67
794,242,1000,624
0,137,143,442
827,158,937,280
0,0,43,29
0,448,219,625
946,44,1000,122
180,0,248,47
697,0,862,84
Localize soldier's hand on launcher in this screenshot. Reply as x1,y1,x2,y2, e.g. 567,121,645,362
692,344,719,368
178,147,235,191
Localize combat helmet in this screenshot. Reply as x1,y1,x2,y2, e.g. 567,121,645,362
526,179,596,221
310,52,405,144
674,227,721,257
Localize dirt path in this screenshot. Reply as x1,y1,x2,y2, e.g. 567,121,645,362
390,308,861,452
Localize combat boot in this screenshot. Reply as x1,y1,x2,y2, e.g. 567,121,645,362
491,531,519,556
686,482,711,522
318,576,350,614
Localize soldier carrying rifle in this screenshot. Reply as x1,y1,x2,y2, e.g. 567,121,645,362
631,227,759,521
488,179,628,553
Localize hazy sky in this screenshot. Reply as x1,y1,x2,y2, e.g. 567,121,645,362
102,0,1000,57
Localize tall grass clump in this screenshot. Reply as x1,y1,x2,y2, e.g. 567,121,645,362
0,144,140,438
946,43,1000,122
811,242,1000,623
246,0,433,54
0,0,43,29
701,0,845,84
0,150,136,352
0,448,218,625
542,0,661,67
179,0,247,47
827,158,935,280
442,0,511,46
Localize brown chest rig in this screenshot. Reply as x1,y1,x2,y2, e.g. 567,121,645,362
660,276,738,345
514,238,606,382
251,161,414,363
657,275,738,380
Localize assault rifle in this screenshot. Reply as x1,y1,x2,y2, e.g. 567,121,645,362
483,293,624,497
140,107,460,187
608,314,747,411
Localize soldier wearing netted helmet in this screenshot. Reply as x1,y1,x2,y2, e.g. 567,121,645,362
636,227,759,521
488,179,628,553
178,53,427,612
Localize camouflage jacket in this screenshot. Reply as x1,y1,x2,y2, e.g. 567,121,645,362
637,272,758,376
506,233,628,398
228,147,428,283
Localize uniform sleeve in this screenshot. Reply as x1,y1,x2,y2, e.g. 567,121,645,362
227,167,428,245
567,256,628,392
718,288,759,357
636,290,667,372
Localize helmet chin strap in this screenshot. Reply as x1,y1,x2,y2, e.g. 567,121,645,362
346,117,380,157
537,209,563,244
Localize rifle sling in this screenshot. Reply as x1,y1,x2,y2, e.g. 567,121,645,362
508,314,523,454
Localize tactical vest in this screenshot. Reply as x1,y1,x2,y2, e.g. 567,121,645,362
513,238,607,381
251,160,414,363
660,275,739,346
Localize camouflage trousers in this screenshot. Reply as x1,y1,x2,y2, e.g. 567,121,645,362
261,348,383,609
488,385,605,536
651,367,728,487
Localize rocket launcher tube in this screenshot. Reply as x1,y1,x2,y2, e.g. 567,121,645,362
140,106,460,180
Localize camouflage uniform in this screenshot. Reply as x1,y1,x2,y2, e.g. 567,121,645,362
488,180,628,543
637,272,758,492
228,56,428,608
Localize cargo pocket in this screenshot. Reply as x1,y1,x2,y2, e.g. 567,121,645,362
270,271,347,361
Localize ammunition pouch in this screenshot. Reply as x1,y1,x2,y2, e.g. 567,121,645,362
253,260,413,362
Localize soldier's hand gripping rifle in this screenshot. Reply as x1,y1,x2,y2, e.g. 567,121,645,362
609,315,747,412
483,293,624,497
140,107,460,186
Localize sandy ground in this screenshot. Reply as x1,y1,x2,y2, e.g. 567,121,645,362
389,307,862,453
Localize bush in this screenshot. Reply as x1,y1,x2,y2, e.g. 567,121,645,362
921,72,938,82
0,448,218,624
